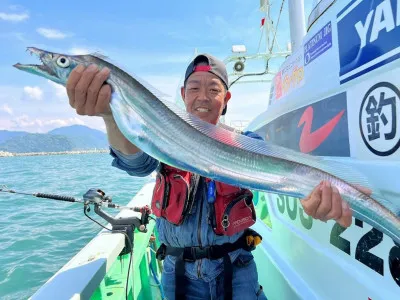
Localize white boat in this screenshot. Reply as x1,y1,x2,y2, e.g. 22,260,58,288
31,0,400,299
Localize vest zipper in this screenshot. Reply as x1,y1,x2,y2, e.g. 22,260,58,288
197,177,203,278
222,194,250,231
224,195,245,216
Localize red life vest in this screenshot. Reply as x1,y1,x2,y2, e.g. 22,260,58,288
151,163,256,236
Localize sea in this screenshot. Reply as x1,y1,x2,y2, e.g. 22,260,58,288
0,153,152,300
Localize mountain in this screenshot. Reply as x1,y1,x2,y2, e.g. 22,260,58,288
48,125,109,150
0,130,27,144
0,133,75,153
0,125,109,153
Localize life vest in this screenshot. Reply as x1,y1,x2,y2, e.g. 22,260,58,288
151,163,256,236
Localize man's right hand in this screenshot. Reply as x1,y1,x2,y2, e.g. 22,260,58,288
66,64,141,155
66,64,112,118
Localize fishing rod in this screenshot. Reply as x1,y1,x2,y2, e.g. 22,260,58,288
0,185,154,229
1,185,146,211
0,185,155,300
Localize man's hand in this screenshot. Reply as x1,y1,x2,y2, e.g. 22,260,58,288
66,64,112,117
66,64,141,154
300,180,352,227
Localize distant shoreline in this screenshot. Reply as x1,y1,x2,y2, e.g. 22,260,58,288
0,149,109,157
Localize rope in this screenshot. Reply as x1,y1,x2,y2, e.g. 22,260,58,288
269,0,286,53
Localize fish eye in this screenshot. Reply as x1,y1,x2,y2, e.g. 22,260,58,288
56,56,70,68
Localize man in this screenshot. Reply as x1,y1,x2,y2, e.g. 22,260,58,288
66,54,353,299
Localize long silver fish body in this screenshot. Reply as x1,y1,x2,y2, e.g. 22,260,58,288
14,47,400,245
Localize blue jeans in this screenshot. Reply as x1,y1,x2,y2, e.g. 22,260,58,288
161,253,267,300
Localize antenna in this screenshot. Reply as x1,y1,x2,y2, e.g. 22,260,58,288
224,0,291,86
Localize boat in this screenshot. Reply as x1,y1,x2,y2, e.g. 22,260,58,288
29,0,400,299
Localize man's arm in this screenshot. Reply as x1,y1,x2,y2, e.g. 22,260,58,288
103,110,159,176
103,115,141,155
109,146,159,177
65,64,159,176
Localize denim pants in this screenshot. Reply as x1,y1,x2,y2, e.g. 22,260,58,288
161,253,267,300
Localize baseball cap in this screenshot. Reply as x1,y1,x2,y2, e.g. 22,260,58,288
184,54,229,115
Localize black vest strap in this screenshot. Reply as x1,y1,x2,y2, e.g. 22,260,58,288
156,229,262,300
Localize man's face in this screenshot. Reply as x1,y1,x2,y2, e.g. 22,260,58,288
181,70,231,125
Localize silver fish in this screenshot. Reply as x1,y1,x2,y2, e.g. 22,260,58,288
14,47,400,244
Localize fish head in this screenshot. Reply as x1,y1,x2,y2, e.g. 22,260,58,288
13,47,89,86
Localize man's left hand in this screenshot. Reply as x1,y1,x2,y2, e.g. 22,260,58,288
300,180,352,227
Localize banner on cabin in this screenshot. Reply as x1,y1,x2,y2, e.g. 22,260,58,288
337,0,400,84
258,92,350,157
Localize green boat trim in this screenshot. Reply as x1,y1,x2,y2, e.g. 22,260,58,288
29,182,164,300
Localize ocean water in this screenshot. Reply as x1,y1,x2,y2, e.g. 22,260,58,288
0,153,152,300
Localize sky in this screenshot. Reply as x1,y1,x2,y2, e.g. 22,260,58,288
0,0,313,133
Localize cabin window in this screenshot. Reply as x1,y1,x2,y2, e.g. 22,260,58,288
307,0,336,30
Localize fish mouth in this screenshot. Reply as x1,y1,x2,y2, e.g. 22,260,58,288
13,47,57,77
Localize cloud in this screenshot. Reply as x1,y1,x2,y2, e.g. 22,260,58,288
69,47,95,55
75,116,107,133
47,80,67,100
0,104,13,115
0,12,29,22
10,115,86,132
0,84,106,132
68,46,109,57
11,114,38,129
37,28,70,39
23,86,43,100
45,117,85,127
99,123,106,132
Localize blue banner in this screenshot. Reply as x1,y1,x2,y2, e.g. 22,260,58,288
304,22,332,65
337,0,400,84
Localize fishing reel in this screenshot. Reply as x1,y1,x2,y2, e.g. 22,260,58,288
82,188,153,255
83,188,113,205
82,188,151,231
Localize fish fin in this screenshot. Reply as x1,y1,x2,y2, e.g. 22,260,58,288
90,51,110,61
160,100,384,196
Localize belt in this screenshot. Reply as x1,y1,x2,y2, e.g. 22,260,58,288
156,228,262,300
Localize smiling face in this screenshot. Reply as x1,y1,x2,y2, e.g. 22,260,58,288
181,68,231,125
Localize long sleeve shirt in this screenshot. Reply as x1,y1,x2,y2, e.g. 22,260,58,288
109,130,264,281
